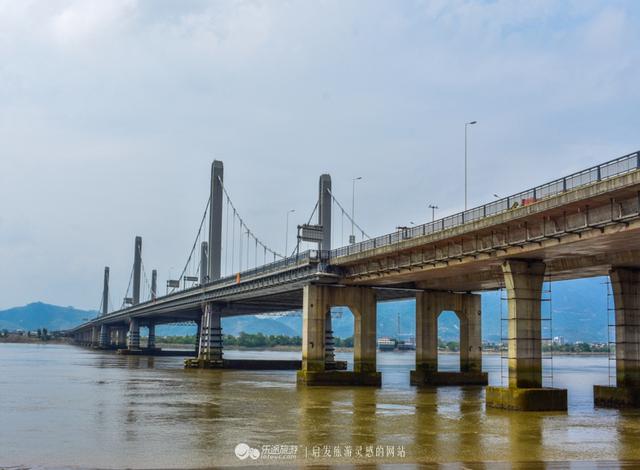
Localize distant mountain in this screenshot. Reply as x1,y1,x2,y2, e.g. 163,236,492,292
3,276,611,342
0,302,96,331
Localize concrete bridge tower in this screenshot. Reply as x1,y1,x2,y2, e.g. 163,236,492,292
200,241,208,285
132,236,142,305
208,161,224,282
98,267,110,348
318,174,331,252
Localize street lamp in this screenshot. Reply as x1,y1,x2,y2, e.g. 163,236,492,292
428,204,438,222
465,120,477,210
285,209,295,257
351,176,362,244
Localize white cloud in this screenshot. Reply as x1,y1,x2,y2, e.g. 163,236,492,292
1,1,640,309
49,0,136,46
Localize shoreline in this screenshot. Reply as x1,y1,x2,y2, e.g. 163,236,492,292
0,337,610,355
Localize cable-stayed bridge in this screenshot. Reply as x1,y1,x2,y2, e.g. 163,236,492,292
71,150,640,411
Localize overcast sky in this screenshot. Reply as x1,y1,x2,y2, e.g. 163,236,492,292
1,0,639,311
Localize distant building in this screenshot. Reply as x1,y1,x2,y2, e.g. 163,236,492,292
552,336,565,346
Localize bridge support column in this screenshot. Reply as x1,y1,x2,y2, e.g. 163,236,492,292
99,325,109,349
116,327,127,349
323,311,347,371
185,303,223,368
91,326,99,347
486,260,567,411
127,319,141,350
297,284,381,386
595,268,640,408
147,322,156,350
410,291,487,386
194,319,201,357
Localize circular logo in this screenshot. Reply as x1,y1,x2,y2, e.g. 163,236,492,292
235,443,251,460
235,443,260,460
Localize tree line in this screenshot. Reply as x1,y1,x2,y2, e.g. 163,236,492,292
158,332,354,348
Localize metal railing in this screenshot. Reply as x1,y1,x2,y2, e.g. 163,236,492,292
329,150,640,259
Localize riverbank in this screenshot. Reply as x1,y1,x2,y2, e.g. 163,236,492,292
0,334,70,344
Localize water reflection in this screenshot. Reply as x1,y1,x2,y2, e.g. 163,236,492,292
1,344,640,468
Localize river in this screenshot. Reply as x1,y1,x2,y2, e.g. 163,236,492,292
1,343,640,468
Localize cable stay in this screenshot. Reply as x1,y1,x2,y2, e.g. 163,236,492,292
326,188,371,240
217,176,285,270
169,196,210,294
120,265,134,309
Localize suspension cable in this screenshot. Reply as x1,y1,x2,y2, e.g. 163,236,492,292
218,176,284,260
326,188,371,239
171,196,210,293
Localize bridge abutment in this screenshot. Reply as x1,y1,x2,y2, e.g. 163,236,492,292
595,267,640,408
410,291,487,386
486,260,567,411
297,284,381,386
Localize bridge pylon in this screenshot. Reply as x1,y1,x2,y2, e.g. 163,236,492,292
208,161,223,281
132,236,142,305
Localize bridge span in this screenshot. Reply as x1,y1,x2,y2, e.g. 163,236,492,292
70,150,640,411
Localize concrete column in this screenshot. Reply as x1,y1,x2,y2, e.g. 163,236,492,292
460,295,482,373
297,285,381,386
503,259,545,388
595,268,640,407
611,268,640,388
200,241,208,285
91,326,99,347
411,291,486,386
318,174,332,252
197,303,223,366
133,237,142,305
324,309,336,365
128,319,140,350
117,327,127,349
415,291,439,373
486,260,566,411
208,161,223,281
102,267,109,316
353,288,377,373
99,324,109,348
301,284,327,372
194,320,202,357
147,322,156,349
151,270,157,301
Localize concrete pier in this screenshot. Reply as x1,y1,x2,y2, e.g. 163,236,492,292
410,291,487,386
147,323,156,349
127,318,141,350
595,268,640,407
486,260,567,411
185,303,223,368
98,324,109,348
297,284,381,386
91,326,99,347
116,327,127,349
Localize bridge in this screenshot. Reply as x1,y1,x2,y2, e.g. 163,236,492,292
70,150,640,411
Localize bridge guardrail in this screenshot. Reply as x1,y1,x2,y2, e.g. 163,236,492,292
328,150,640,259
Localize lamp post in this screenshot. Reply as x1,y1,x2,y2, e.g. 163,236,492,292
285,209,295,257
428,204,438,222
465,120,477,210
351,176,362,244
